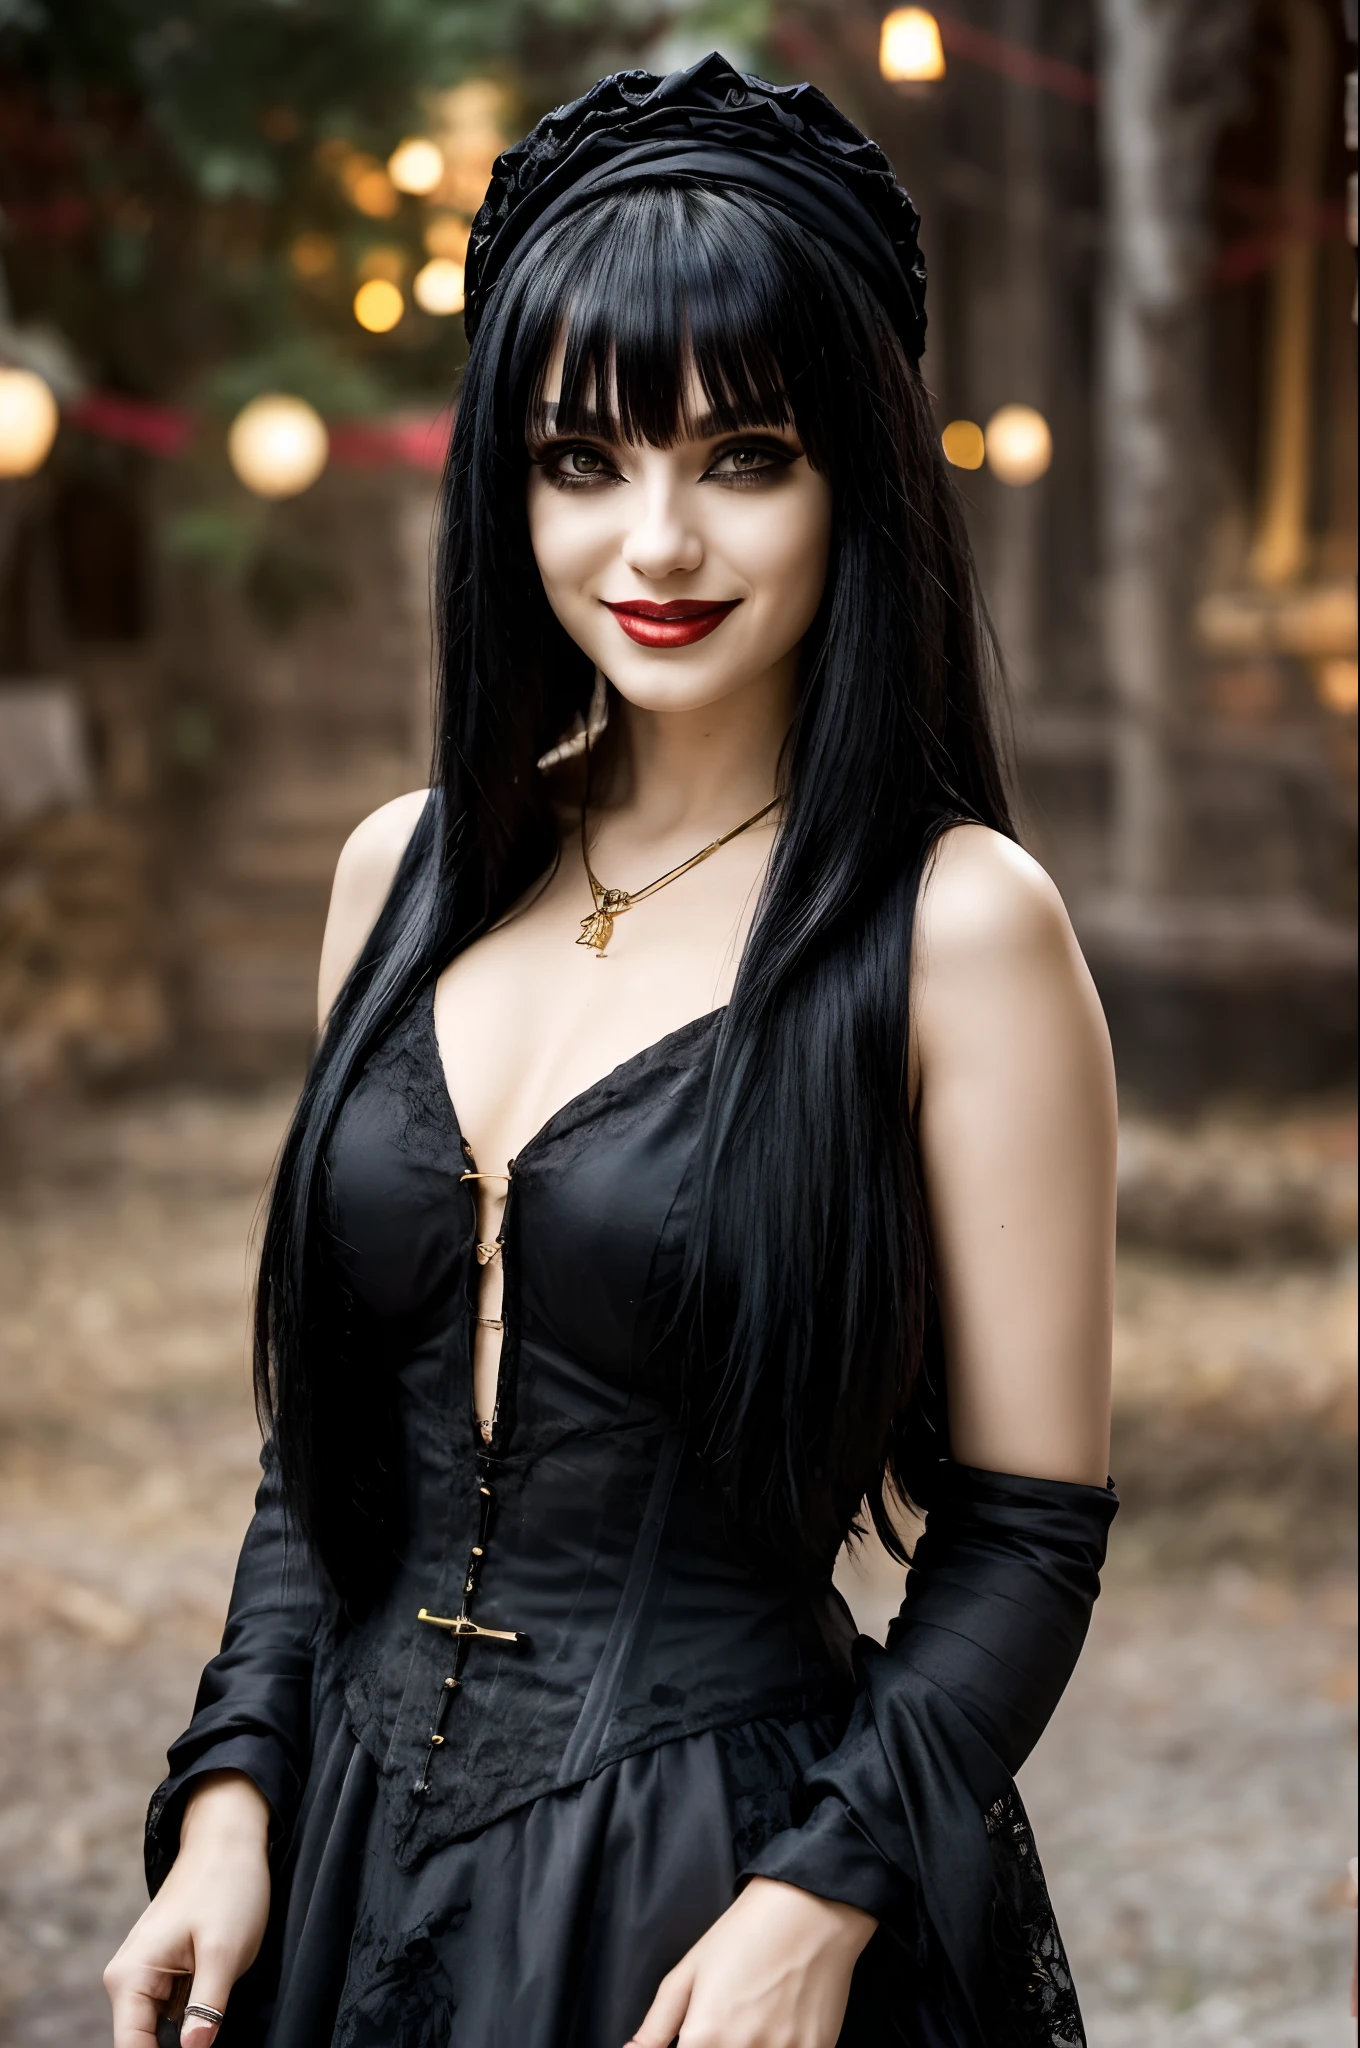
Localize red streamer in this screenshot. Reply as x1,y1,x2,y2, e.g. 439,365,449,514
62,391,452,471
935,15,1099,104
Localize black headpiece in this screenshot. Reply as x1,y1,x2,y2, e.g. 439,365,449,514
463,52,927,362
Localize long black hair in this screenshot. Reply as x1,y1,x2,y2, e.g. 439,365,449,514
254,179,1015,1604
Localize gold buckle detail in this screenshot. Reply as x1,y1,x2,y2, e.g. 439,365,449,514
417,1607,522,1644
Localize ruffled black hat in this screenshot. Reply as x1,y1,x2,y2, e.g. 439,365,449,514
464,52,927,362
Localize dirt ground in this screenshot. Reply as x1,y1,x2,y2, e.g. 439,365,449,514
0,1086,1354,2047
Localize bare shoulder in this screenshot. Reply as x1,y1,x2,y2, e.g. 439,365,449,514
317,789,429,1027
917,822,1072,968
912,822,1111,1079
333,789,430,901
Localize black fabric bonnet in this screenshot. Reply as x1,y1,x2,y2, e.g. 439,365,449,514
463,52,928,364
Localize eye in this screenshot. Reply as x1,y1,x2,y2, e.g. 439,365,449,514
704,440,796,484
537,442,619,488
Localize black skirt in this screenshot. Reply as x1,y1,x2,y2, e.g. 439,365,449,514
223,1696,930,2048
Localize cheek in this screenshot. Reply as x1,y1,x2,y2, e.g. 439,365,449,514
726,482,832,629
525,480,608,608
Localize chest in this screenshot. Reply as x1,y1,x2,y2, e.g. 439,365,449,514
433,830,764,1178
323,991,718,1391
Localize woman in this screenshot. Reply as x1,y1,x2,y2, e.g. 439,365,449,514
106,55,1117,2048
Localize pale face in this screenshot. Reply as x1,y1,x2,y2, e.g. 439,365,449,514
525,349,833,717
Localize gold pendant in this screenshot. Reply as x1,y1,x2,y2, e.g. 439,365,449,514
577,909,614,953
576,889,630,957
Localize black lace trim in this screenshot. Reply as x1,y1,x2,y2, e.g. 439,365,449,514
332,1899,468,2048
985,1788,1086,2047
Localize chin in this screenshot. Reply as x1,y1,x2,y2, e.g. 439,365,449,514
605,661,758,716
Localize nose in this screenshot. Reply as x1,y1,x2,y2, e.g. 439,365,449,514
619,470,703,581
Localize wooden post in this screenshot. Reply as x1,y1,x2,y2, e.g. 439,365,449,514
1096,0,1245,898
992,0,1048,701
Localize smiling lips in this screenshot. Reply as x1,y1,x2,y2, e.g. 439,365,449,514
602,598,741,648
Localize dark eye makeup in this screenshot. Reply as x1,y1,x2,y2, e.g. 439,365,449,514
528,431,801,491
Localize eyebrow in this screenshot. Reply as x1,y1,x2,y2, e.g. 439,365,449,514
534,402,793,440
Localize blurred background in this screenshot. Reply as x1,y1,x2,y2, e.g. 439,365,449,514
0,2,1354,2043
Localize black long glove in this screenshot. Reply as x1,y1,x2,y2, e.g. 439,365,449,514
744,1463,1118,2046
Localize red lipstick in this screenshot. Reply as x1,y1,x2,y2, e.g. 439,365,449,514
602,598,741,648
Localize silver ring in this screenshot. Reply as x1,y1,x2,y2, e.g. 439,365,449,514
183,2006,227,2026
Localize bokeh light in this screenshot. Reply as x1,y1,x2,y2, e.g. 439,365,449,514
353,279,404,332
1315,659,1359,713
357,246,406,284
388,137,444,195
941,419,985,470
879,8,946,84
289,233,337,280
338,152,400,219
984,404,1052,485
227,394,329,499
424,213,470,262
0,367,59,476
413,259,465,316
431,79,512,215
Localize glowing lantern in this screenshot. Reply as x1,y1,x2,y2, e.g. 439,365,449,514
353,279,404,333
941,419,985,470
984,404,1052,486
388,137,445,196
413,258,465,316
227,394,329,499
879,8,946,84
0,367,59,477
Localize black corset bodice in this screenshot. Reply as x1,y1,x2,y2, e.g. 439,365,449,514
318,986,853,1869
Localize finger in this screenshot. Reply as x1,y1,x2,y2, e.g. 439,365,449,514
180,1949,238,2048
626,1962,694,2048
105,1962,182,2048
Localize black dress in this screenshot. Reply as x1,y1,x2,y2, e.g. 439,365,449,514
148,982,1114,2047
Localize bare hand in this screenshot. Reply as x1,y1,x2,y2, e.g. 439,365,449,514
104,1772,271,2048
626,1876,876,2047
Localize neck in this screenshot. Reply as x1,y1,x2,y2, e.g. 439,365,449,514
599,655,796,841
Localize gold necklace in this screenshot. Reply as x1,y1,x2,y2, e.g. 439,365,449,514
577,780,779,958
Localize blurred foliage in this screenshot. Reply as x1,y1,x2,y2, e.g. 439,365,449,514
0,0,770,634
0,0,772,414
164,503,349,637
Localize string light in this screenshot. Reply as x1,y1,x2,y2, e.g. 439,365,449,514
353,279,404,333
227,394,329,498
388,137,445,195
0,368,59,476
984,404,1052,485
879,8,946,84
413,259,465,316
941,419,985,469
